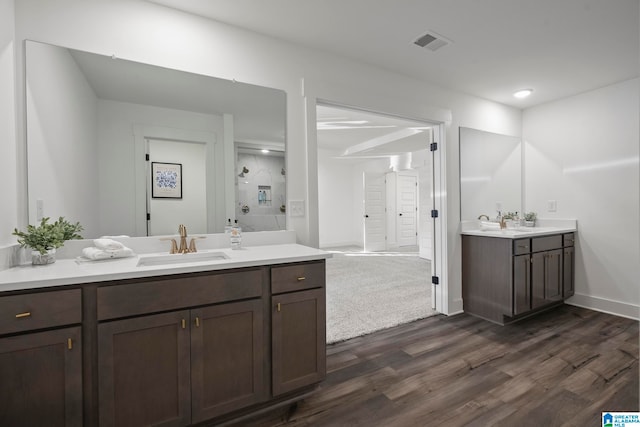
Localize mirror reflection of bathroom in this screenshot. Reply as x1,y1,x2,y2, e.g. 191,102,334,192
459,127,522,221
235,143,286,231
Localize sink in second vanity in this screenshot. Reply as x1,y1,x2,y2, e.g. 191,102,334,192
137,251,229,267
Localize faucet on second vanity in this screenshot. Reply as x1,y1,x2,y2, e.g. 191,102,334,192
168,224,199,254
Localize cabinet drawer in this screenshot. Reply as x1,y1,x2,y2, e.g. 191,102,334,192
513,239,531,255
532,235,562,252
0,289,82,335
97,268,263,321
271,261,325,294
563,233,575,247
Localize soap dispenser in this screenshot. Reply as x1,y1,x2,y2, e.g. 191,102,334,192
224,218,233,234
230,220,242,250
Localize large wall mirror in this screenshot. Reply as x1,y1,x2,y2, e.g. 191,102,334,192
25,40,286,238
459,127,522,221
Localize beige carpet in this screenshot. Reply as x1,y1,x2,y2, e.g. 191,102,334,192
324,247,437,344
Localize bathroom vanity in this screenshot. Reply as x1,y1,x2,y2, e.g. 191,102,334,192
0,242,329,426
461,227,576,325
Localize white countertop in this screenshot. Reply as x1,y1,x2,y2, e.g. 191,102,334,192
460,218,577,239
0,244,331,293
461,226,576,239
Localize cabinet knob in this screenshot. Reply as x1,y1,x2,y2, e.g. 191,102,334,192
15,312,31,318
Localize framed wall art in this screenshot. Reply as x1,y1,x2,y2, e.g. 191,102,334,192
151,162,182,199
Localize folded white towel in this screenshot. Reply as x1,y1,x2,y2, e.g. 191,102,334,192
93,238,125,251
82,246,134,260
100,235,130,239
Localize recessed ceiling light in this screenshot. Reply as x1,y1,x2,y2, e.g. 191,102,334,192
513,89,533,99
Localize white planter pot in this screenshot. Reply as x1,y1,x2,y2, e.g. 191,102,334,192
32,248,56,265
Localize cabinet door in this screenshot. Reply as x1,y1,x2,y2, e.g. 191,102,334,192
563,246,575,298
513,254,531,315
98,310,191,427
0,326,82,427
272,288,326,396
545,249,563,302
191,299,265,423
531,252,547,309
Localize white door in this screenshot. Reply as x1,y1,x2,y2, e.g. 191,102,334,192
397,174,418,247
363,173,386,252
147,139,207,236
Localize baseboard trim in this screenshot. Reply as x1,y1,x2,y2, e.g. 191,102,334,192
566,293,639,321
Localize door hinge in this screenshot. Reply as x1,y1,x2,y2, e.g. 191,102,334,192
430,142,438,152
432,276,439,285
145,154,150,161
146,213,151,221
431,209,439,218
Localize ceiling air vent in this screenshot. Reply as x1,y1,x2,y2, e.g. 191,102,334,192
414,31,451,51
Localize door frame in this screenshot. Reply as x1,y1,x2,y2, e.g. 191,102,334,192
311,98,448,314
134,125,217,236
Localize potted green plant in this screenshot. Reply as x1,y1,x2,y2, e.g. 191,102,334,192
524,212,537,227
13,217,83,265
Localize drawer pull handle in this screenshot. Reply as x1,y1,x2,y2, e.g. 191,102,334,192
195,317,200,328
517,245,528,249
277,303,281,312
181,319,186,329
297,277,306,281
15,312,31,319
68,338,73,350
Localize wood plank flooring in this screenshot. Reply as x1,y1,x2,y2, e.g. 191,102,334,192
239,305,638,427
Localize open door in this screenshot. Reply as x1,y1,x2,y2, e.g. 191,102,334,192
363,172,386,252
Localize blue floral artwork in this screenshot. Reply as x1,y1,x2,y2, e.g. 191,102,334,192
156,169,178,189
151,162,182,198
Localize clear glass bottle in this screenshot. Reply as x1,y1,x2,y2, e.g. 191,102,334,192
230,220,242,249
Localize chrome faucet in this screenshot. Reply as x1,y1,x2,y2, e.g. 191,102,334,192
477,214,490,221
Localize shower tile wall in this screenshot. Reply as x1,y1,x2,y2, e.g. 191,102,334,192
236,153,286,231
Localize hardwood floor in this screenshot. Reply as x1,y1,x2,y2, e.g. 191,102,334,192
239,305,638,427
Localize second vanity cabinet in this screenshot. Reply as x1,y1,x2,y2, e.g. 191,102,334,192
463,232,575,324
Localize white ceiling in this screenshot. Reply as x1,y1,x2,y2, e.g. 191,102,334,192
149,0,639,109
316,104,435,158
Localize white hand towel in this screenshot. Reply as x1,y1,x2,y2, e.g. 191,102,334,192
82,246,134,260
93,238,125,251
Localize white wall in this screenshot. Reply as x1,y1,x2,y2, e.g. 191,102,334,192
10,0,523,314
26,40,99,235
0,0,17,248
523,78,640,319
96,99,223,237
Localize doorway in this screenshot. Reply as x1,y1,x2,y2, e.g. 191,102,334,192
146,138,207,236
316,102,439,342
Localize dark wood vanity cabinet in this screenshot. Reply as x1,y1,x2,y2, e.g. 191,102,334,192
0,259,326,426
95,260,324,426
463,233,575,324
271,262,326,396
0,289,83,427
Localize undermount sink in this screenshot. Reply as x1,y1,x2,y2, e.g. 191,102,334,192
137,251,229,267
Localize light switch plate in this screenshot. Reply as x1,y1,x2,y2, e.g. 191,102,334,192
547,200,557,212
289,200,305,217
